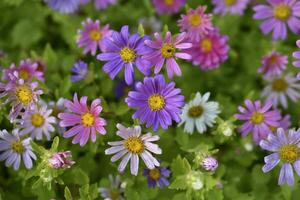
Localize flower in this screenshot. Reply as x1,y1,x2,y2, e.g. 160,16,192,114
212,0,250,15
253,0,300,40
235,99,281,144
94,0,117,10
71,60,88,82
152,0,185,15
126,75,185,131
0,129,36,170
114,78,135,99
185,29,229,70
44,0,81,13
178,92,220,134
144,32,192,79
258,51,288,78
138,17,162,35
261,73,300,108
97,26,152,85
178,6,213,42
105,124,162,175
99,175,125,200
19,105,56,140
48,98,66,135
58,93,106,146
202,156,219,171
77,18,112,55
293,40,300,79
48,151,75,169
260,128,300,186
143,166,170,188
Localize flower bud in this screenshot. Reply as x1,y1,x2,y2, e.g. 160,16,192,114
201,156,218,171
48,151,75,169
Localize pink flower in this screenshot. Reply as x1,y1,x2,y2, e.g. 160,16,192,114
258,51,288,78
152,0,185,15
293,40,300,79
49,151,75,169
58,93,106,146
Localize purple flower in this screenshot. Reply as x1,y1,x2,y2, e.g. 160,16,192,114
152,0,185,15
293,40,300,79
49,151,75,169
126,75,185,131
71,60,88,82
143,166,170,188
105,124,162,176
97,26,152,85
260,128,300,186
99,175,125,200
235,99,281,144
0,129,36,170
144,32,192,79
114,78,135,99
44,0,81,13
202,156,218,171
94,0,117,10
258,51,288,78
253,0,300,40
213,0,250,15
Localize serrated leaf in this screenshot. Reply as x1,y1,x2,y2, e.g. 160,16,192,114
171,156,191,177
169,175,187,190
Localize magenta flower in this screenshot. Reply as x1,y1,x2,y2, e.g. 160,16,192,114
49,151,75,169
235,99,281,144
94,0,117,10
212,0,250,15
144,32,192,79
253,0,300,40
293,40,300,79
258,51,288,78
184,29,229,70
77,18,112,55
152,0,185,15
178,6,213,42
58,93,106,146
202,156,218,171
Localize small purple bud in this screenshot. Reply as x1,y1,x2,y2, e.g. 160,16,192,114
202,156,218,171
49,151,75,169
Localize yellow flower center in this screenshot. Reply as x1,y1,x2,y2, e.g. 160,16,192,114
188,14,202,27
124,137,144,154
149,168,161,180
279,144,299,163
11,141,24,154
224,0,236,6
160,43,175,58
15,85,33,105
267,55,278,65
200,38,213,53
148,94,165,111
188,106,204,118
19,69,29,80
269,125,278,133
81,112,95,127
120,47,136,63
163,0,174,5
31,113,45,127
89,30,102,41
272,79,288,92
274,5,291,21
251,112,264,124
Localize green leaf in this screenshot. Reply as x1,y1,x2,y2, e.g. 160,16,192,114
3,0,23,6
30,140,47,155
171,156,191,177
50,137,59,152
64,186,72,200
42,43,57,70
169,175,187,190
138,24,145,36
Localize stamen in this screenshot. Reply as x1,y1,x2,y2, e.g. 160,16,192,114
148,94,165,111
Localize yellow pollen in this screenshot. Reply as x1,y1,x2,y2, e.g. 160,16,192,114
279,144,299,163
15,85,33,105
11,141,24,154
160,43,175,58
272,79,288,92
224,0,237,6
200,38,213,53
19,69,29,80
149,168,161,180
188,106,204,118
120,47,136,63
81,112,95,127
148,94,165,111
124,137,144,154
31,113,45,127
163,0,174,5
251,112,264,124
274,5,291,21
89,30,102,41
188,14,202,27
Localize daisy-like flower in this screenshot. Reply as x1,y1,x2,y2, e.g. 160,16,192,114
97,26,152,85
0,129,36,170
105,124,162,176
58,93,106,146
293,40,300,79
178,6,213,42
261,73,300,108
260,128,300,186
235,99,281,144
144,32,192,79
212,0,250,15
48,151,75,169
253,0,300,40
71,60,88,82
143,166,170,188
77,18,112,55
19,105,56,140
44,0,81,13
258,51,288,78
184,29,229,70
152,0,185,15
99,175,125,200
178,92,220,134
94,0,117,10
126,75,185,131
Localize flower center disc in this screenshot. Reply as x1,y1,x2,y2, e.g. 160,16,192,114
163,0,174,5
11,141,24,153
160,43,175,58
251,112,264,124
188,106,204,118
120,47,136,63
267,55,278,65
200,38,213,53
148,94,165,111
274,5,291,21
31,113,45,127
272,79,288,92
279,144,299,163
224,0,237,6
149,168,161,180
19,69,29,80
89,30,102,41
15,85,33,105
188,14,202,27
81,112,95,126
124,137,144,154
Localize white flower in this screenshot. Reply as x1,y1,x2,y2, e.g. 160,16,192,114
179,92,220,134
